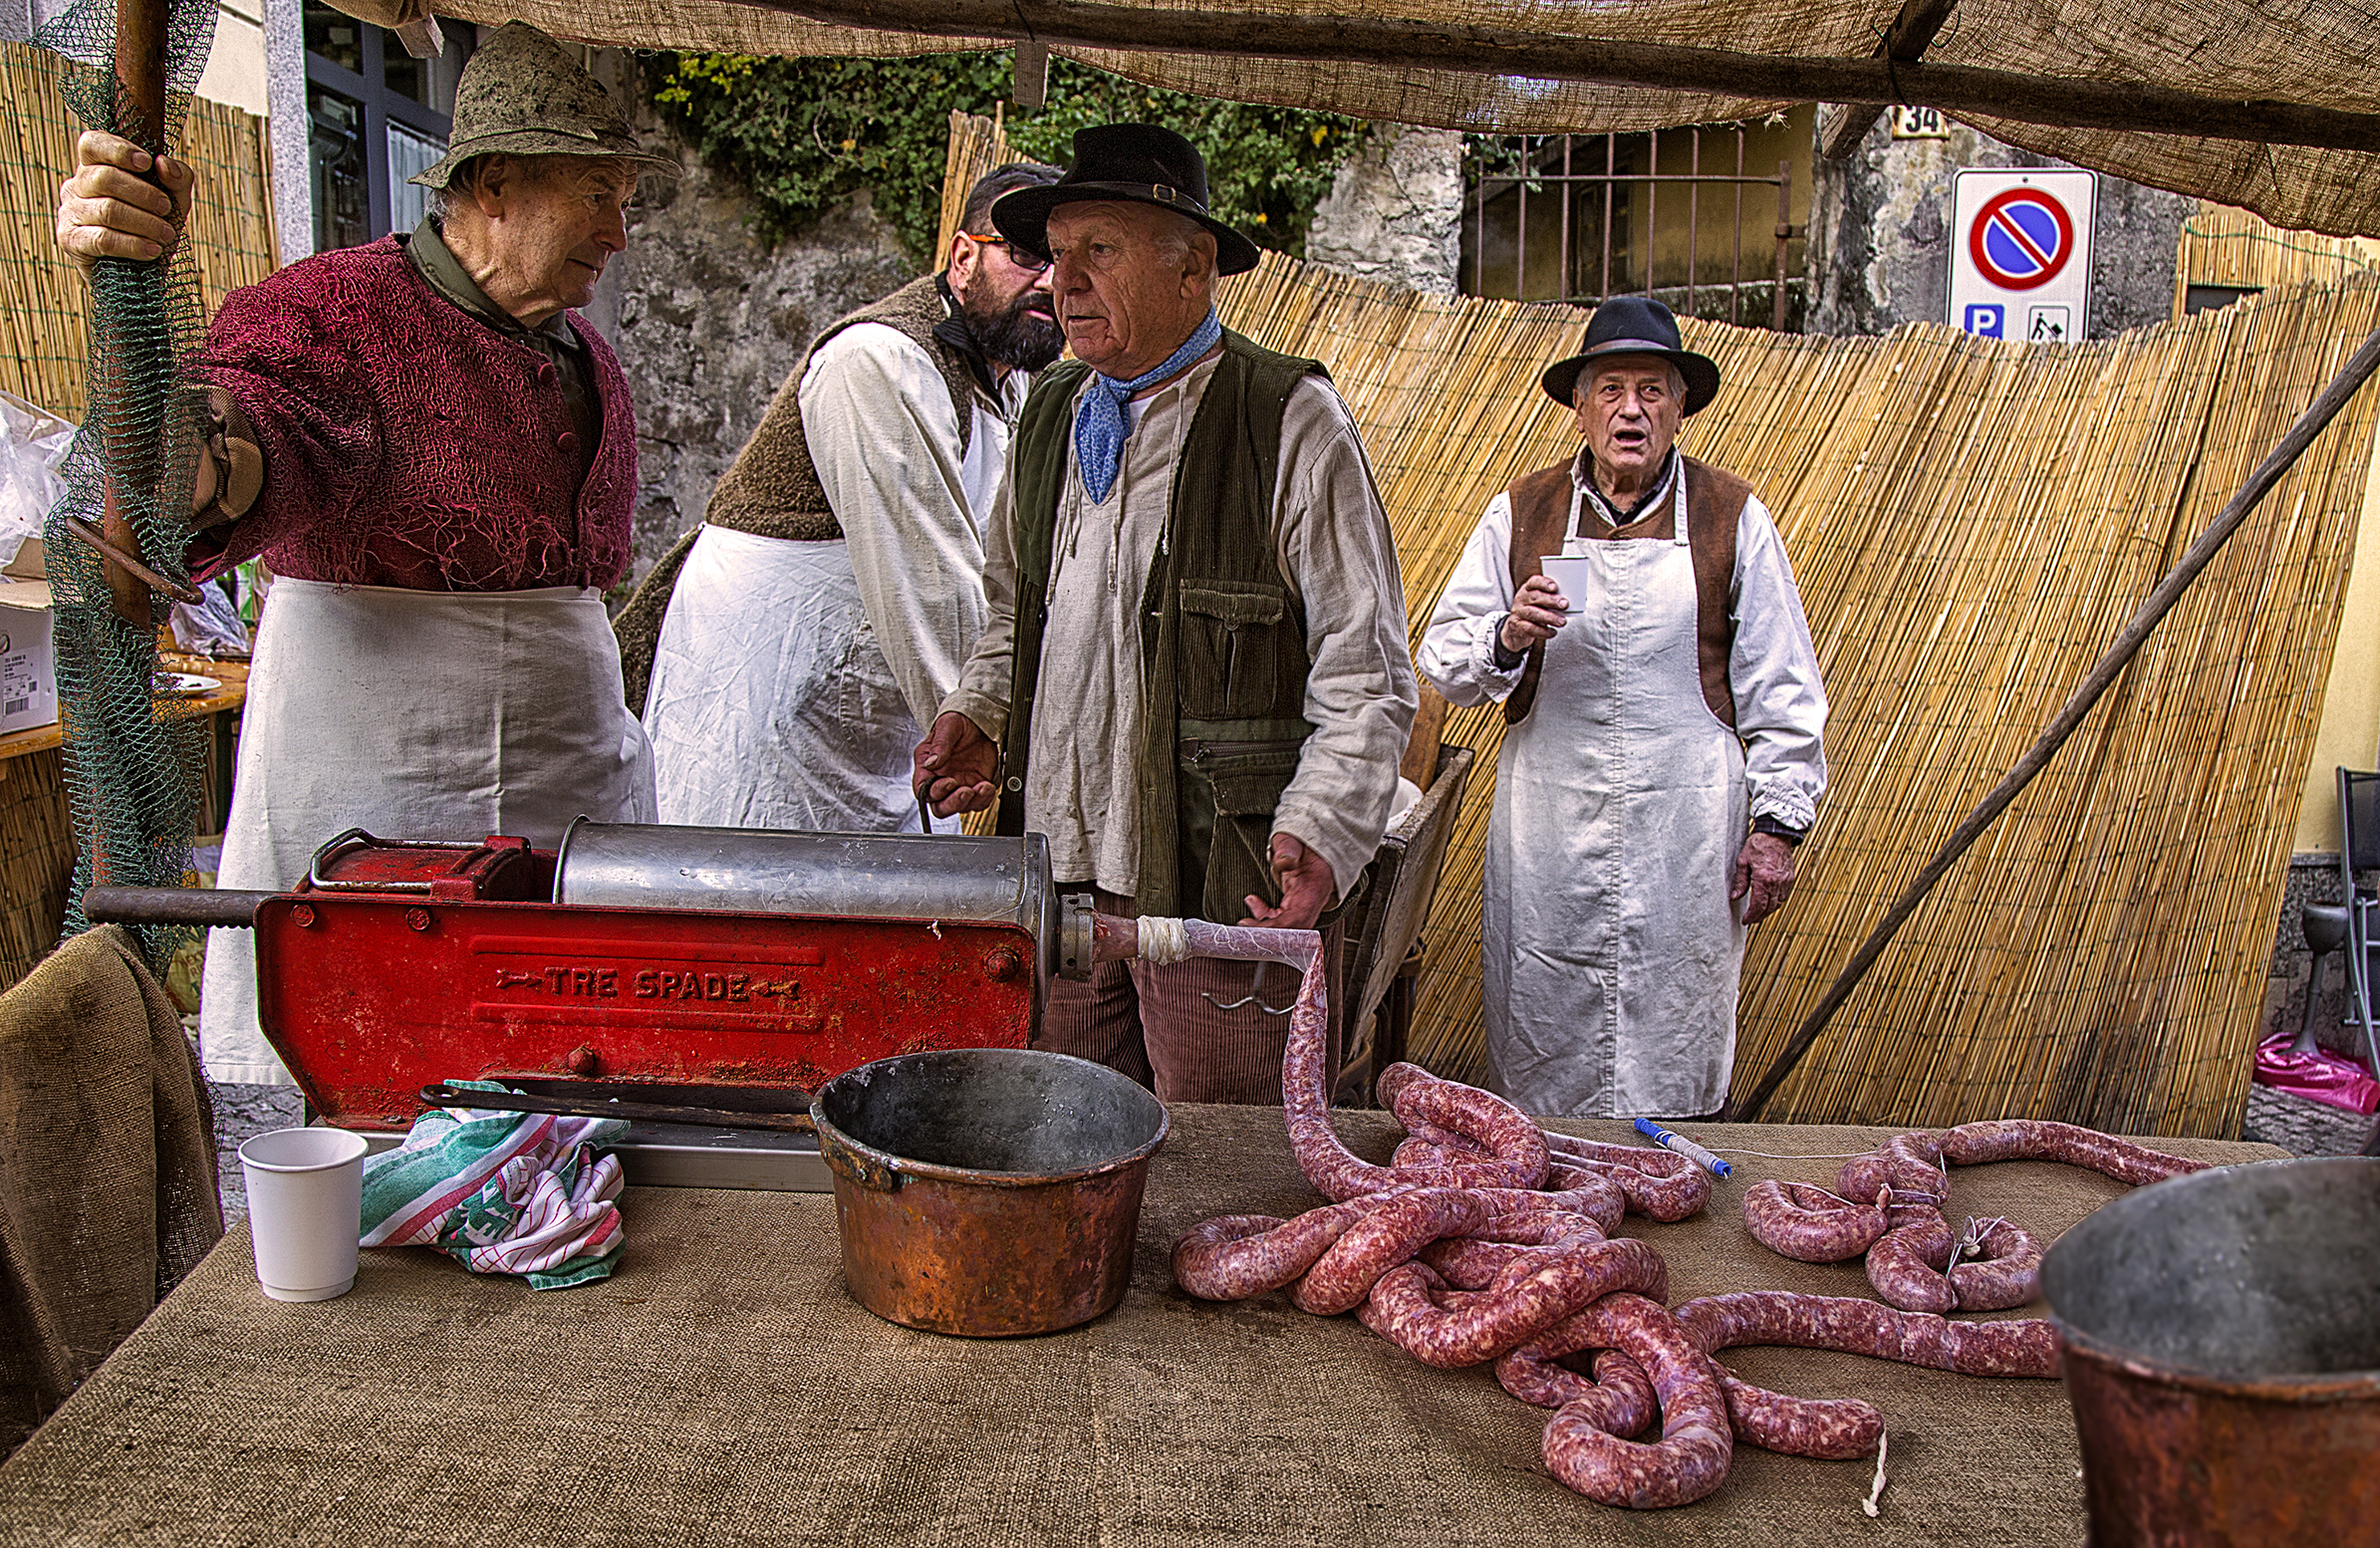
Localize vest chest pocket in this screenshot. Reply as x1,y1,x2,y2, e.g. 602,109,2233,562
1180,581,1297,720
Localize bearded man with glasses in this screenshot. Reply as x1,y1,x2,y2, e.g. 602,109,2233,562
621,160,1065,833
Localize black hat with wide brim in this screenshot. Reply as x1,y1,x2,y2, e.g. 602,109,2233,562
1539,295,1722,415
990,123,1261,277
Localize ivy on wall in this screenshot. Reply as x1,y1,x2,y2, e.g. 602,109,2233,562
646,50,1364,266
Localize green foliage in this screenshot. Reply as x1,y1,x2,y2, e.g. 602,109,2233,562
644,50,1363,266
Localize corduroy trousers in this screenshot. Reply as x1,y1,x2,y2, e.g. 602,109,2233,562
1038,888,1347,1105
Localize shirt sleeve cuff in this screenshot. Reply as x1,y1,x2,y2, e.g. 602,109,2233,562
1473,620,1527,691
937,688,1009,748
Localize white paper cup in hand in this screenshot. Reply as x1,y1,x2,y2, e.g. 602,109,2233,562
238,1126,369,1303
1537,555,1594,615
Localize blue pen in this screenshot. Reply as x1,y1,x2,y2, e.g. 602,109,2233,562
1635,1118,1732,1179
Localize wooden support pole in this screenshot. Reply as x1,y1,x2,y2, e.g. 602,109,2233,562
96,0,174,628
1725,324,2380,1124
750,0,2380,152
1817,0,1959,160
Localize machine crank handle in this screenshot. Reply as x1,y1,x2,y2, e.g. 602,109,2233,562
83,885,277,928
417,1081,820,1136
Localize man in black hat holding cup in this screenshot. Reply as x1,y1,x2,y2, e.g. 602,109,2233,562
916,125,1417,1105
1418,296,1827,1120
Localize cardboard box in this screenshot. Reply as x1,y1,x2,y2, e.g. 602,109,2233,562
0,579,57,735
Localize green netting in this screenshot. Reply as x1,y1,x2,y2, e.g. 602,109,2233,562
34,0,217,970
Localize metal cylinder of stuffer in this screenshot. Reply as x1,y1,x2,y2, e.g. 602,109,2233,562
552,822,1096,1004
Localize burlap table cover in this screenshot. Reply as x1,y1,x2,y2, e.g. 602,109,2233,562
0,1105,2280,1546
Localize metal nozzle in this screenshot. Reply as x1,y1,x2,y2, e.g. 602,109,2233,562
1058,893,1096,980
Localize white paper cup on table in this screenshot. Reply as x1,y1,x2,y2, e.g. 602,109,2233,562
1537,555,1593,614
238,1126,369,1302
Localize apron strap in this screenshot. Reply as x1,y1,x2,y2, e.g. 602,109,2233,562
1673,462,1690,548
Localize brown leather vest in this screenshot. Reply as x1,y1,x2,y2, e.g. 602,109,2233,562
1502,452,1752,727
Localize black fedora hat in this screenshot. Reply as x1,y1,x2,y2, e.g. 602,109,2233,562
991,124,1261,277
1539,295,1722,415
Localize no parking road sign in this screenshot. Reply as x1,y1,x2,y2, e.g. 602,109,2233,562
1950,169,2094,343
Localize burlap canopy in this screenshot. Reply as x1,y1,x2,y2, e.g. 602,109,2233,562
330,0,2380,239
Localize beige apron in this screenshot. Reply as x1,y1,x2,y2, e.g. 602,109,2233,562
198,580,657,1086
1483,475,1748,1117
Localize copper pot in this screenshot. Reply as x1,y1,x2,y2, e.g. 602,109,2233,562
2040,1157,2380,1546
810,1049,1168,1337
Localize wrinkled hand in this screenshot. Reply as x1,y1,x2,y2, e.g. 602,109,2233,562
1730,832,1797,925
913,711,999,817
1240,832,1334,930
56,130,192,274
1498,573,1569,653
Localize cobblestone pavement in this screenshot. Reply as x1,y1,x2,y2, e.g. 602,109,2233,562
2241,1083,2374,1157
205,1078,302,1224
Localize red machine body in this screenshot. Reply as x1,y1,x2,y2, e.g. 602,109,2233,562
254,835,1034,1131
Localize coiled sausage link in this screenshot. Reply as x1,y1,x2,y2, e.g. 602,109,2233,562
1936,1119,2208,1186
1358,1237,1671,1369
1740,1179,1888,1263
1381,1063,1552,1190
1541,1135,1712,1221
1494,1344,1659,1438
1674,1290,2061,1378
1540,1294,1734,1508
1171,1189,1417,1301
1946,1217,2043,1311
1837,1133,1948,1206
1291,1187,1491,1315
1864,1206,1957,1314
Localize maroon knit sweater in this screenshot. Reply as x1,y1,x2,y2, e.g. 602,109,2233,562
191,235,635,592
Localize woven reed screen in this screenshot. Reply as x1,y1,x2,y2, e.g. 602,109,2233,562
2175,202,2380,320
949,115,2380,1136
0,39,278,418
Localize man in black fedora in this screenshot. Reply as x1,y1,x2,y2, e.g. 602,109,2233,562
1418,295,1828,1119
915,124,1417,1105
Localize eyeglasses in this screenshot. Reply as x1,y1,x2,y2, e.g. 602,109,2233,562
962,233,1051,273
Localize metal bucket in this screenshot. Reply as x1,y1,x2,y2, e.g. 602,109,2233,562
2039,1157,2380,1546
810,1049,1169,1337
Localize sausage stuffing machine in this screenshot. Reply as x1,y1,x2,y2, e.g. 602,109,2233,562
89,821,1098,1189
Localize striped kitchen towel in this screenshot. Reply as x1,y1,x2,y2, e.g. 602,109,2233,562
359,1082,630,1290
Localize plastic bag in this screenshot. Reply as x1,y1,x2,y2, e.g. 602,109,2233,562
0,391,76,572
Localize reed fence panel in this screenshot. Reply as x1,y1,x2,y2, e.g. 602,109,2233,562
944,115,2380,1137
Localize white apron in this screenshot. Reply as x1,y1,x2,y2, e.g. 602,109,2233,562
199,580,658,1086
643,526,954,835
1483,476,1748,1118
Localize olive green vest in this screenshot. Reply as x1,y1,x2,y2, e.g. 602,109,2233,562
1001,330,1326,920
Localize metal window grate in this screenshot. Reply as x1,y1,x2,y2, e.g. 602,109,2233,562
1461,125,1809,331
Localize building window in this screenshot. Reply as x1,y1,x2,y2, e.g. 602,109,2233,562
1459,110,1814,332
301,0,469,250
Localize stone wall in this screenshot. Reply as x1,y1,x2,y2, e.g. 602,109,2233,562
1806,117,2195,340
585,56,921,588
1304,124,1465,297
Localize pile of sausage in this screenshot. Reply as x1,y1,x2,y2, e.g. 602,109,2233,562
1742,1123,2209,1313
1157,920,2122,1511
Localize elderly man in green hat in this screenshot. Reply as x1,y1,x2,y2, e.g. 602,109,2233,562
54,21,674,1089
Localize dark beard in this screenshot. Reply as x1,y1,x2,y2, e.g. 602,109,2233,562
962,285,1064,374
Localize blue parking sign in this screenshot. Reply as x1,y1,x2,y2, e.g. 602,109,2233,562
1965,303,2004,338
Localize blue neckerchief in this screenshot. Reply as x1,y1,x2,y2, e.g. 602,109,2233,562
1073,311,1223,504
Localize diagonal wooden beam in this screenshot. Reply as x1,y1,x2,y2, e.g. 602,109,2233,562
1816,0,1959,159
746,0,2380,153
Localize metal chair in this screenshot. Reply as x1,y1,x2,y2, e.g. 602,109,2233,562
2333,768,2380,1080
2290,901,2349,1056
